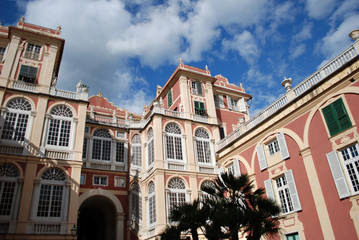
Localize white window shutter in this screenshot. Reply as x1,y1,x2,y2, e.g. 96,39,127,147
233,158,241,177
239,98,246,112
2,43,9,62
276,132,290,160
219,95,225,108
285,170,302,211
227,96,232,109
217,166,225,183
256,144,268,170
264,179,275,201
326,150,350,199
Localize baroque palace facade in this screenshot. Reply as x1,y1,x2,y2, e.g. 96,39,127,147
0,17,359,240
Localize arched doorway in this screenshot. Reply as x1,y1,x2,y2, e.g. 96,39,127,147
78,195,116,240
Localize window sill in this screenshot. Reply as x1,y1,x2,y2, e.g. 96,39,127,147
329,125,357,150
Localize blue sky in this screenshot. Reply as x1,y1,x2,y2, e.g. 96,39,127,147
1,0,359,116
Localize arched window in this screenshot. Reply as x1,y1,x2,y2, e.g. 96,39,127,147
148,182,156,226
165,123,184,161
147,129,154,167
167,178,187,213
130,182,142,231
194,128,212,164
37,168,66,218
47,105,73,147
92,129,112,161
0,164,19,217
131,134,141,167
1,98,32,141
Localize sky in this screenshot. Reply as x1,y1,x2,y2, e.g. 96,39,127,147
0,0,358,116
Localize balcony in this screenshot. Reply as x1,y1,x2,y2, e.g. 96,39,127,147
13,80,36,92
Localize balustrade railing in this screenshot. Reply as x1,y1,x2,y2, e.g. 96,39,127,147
216,41,359,151
13,81,36,92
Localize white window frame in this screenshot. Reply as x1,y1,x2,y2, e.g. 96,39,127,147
91,129,112,161
192,81,203,96
45,105,74,150
194,128,214,165
164,123,186,162
130,183,142,232
0,98,33,144
24,43,42,60
264,170,301,215
327,143,359,199
114,176,126,187
147,182,156,227
80,174,86,185
131,134,142,168
166,178,189,223
267,139,280,156
146,129,155,169
93,175,108,186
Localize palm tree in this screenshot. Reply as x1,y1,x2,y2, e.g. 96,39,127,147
201,173,281,240
169,199,204,240
159,225,181,240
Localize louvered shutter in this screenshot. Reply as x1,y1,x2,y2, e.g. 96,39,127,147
218,167,225,183
326,150,350,199
219,95,225,108
1,43,9,62
233,158,241,177
276,132,290,160
323,104,340,136
333,98,352,131
227,96,232,109
264,179,275,200
256,144,267,170
239,98,246,112
285,170,302,211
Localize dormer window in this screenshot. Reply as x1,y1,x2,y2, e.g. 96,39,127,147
24,43,41,60
18,65,38,84
192,81,203,95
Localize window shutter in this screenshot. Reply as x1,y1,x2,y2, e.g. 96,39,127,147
285,170,302,211
276,132,290,160
214,95,219,107
264,179,275,201
197,82,203,95
168,90,173,107
29,67,38,78
239,98,246,112
194,101,199,110
333,98,352,131
2,43,9,62
326,150,350,199
323,104,340,136
219,95,225,108
218,167,225,183
227,96,232,109
256,144,267,170
233,158,241,177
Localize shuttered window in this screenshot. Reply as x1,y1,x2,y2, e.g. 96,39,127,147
322,98,352,136
194,101,206,116
168,90,173,107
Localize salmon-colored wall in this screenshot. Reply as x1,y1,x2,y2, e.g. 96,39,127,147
216,108,245,134
308,94,359,239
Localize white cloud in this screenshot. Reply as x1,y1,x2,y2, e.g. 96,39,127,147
294,23,313,42
246,68,275,88
290,44,306,59
305,0,336,19
222,31,260,65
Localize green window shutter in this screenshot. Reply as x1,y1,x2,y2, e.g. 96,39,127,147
168,90,173,107
333,98,352,131
194,101,199,110
322,98,352,136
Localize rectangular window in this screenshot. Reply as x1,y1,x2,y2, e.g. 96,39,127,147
93,176,108,186
82,138,88,159
275,175,294,214
194,101,206,116
18,65,38,84
0,181,16,215
340,144,359,193
168,90,173,107
114,176,126,187
219,127,225,139
267,139,280,156
84,126,90,134
286,233,300,240
80,174,86,185
24,43,41,60
117,131,126,139
322,98,352,136
192,81,203,95
230,98,239,111
116,142,125,163
37,184,63,218
0,47,5,59
214,95,220,107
